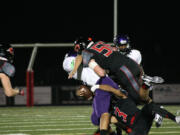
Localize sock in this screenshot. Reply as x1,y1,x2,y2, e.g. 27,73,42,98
116,126,122,135
100,130,108,135
109,131,116,135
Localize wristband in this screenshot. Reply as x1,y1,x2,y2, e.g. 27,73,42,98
18,88,24,96
91,85,100,92
89,61,98,69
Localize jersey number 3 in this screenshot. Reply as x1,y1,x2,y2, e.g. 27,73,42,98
114,107,127,123
90,42,113,57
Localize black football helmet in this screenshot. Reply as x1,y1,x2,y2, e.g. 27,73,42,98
0,43,14,63
74,36,93,53
113,34,131,53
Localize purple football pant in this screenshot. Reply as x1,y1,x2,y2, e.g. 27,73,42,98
91,76,119,125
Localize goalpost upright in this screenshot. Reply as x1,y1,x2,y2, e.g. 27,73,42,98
12,43,73,107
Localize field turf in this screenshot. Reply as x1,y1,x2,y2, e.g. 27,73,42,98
0,105,180,135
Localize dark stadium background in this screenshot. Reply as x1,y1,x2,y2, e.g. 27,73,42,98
1,1,179,86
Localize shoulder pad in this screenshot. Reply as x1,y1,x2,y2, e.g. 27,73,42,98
82,50,93,67
1,62,15,77
128,49,142,64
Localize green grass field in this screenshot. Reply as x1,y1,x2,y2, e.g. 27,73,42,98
0,105,180,135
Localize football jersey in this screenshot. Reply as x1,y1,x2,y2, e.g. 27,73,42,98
112,97,140,128
82,41,114,69
127,49,142,65
82,41,141,75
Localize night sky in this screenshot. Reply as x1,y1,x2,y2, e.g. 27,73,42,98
1,1,180,85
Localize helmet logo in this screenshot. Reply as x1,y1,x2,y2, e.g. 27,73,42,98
120,39,127,45
7,47,14,55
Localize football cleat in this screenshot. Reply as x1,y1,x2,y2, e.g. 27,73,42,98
93,128,100,135
154,113,163,127
93,133,100,135
142,75,164,84
175,116,180,125
152,76,164,83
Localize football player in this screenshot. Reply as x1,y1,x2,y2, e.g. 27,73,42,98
113,34,164,127
0,43,24,97
91,84,180,135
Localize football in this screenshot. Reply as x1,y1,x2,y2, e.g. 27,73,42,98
76,85,93,100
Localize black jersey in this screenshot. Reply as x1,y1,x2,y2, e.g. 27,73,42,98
82,41,113,69
82,41,141,76
112,97,140,128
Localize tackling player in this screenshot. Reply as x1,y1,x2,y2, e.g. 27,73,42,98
90,84,180,135
69,37,151,105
